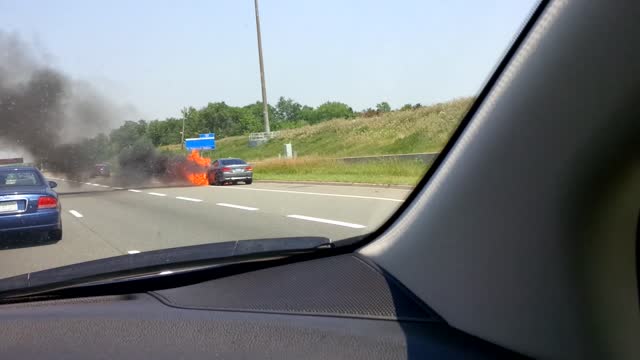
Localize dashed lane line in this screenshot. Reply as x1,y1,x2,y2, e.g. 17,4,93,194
286,214,365,229
69,210,84,218
216,203,258,211
176,196,203,202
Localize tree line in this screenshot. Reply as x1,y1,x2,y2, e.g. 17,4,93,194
145,97,360,147
86,97,424,162
119,97,411,148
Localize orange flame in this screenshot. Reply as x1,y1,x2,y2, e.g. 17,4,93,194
187,173,208,185
185,150,211,186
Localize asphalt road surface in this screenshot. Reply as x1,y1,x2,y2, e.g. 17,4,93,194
0,176,410,279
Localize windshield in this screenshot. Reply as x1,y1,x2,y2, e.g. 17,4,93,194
0,1,537,281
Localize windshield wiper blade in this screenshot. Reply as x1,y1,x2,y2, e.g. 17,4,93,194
0,236,331,300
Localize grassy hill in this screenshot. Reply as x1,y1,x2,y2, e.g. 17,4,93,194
160,97,473,185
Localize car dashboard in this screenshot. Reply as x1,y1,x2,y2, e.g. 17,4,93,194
0,254,522,359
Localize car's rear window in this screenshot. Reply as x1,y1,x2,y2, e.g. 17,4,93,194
221,159,246,166
0,170,43,186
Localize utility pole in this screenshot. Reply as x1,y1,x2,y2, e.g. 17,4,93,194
254,0,270,135
180,116,186,149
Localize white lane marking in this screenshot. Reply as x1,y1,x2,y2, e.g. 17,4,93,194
217,187,404,202
159,271,173,275
128,189,142,193
69,210,84,218
84,182,93,185
127,250,141,254
148,192,167,197
90,183,100,187
176,196,203,202
216,203,258,211
97,184,110,188
287,215,366,229
113,187,124,190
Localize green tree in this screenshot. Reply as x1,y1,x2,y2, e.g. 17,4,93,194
236,107,262,134
401,103,413,111
197,102,234,137
181,106,204,139
298,105,316,123
148,118,182,146
376,102,391,113
311,101,354,124
274,97,302,123
109,120,148,152
243,101,276,132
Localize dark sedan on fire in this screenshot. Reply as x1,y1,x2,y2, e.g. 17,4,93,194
0,167,62,241
207,158,253,186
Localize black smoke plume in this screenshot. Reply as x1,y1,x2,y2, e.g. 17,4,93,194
0,32,126,178
116,137,209,186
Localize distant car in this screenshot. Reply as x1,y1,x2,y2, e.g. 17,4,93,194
207,158,253,186
0,167,62,241
93,163,111,177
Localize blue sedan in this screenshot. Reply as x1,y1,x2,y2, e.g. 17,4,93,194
0,167,62,241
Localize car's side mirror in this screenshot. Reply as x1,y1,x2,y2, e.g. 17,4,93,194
48,181,58,189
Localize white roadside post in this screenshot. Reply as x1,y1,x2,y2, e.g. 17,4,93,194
284,143,293,159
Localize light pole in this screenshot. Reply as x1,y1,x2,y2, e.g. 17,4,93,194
254,0,270,135
180,117,186,149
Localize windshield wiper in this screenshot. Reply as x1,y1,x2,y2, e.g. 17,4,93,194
0,236,334,301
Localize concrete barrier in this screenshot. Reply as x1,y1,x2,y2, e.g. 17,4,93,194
338,152,439,164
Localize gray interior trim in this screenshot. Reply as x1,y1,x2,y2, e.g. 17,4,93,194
360,1,640,359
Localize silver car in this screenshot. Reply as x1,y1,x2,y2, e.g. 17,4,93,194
207,158,253,186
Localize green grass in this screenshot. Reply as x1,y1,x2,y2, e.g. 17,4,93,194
252,158,428,186
158,97,472,185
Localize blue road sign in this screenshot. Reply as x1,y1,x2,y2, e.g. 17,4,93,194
185,134,215,151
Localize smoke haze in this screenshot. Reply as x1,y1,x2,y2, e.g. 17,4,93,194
0,31,135,177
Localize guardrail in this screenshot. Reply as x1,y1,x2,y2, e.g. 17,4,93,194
249,131,280,141
249,152,440,165
249,131,281,147
338,152,439,164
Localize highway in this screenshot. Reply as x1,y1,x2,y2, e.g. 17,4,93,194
0,176,410,279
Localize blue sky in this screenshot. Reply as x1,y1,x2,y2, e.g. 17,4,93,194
0,0,536,120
